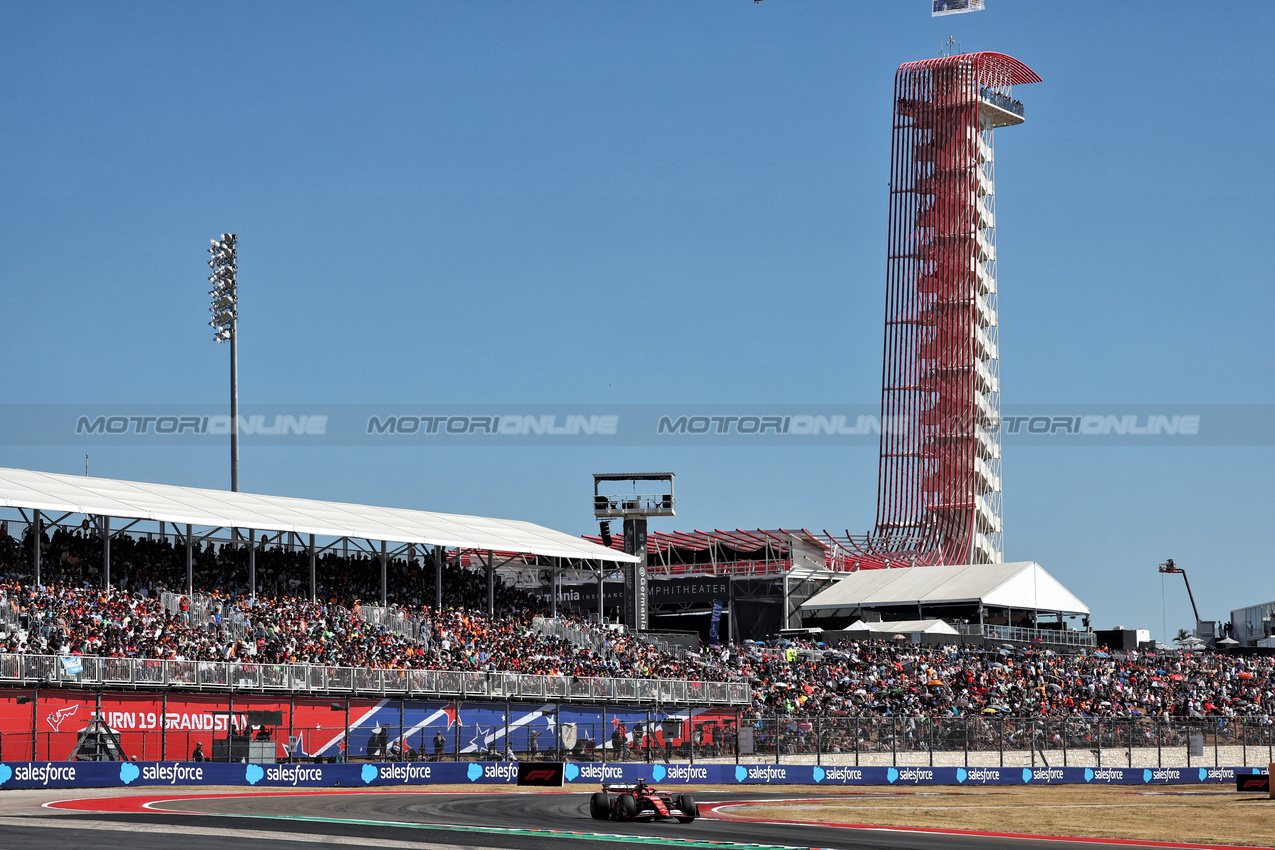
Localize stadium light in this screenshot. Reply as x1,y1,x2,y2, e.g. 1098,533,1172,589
208,233,239,492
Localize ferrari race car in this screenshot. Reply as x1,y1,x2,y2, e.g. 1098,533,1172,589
589,781,699,823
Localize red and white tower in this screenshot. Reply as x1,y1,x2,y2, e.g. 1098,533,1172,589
841,52,1040,569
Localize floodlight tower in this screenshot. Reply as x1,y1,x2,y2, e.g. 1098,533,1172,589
208,233,239,492
593,473,675,631
873,52,1040,566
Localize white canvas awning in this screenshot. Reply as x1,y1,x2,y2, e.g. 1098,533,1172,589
0,467,635,564
801,562,1089,616
844,619,959,635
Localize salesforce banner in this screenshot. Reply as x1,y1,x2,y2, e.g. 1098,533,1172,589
561,763,1259,787
0,760,1259,790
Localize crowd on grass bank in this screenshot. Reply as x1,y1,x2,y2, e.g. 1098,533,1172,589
3,525,1275,721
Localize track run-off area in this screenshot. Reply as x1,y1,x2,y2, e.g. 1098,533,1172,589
0,785,1261,850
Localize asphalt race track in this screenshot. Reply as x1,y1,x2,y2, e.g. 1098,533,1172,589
0,788,1239,850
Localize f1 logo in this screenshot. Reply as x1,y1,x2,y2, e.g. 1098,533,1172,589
517,762,565,787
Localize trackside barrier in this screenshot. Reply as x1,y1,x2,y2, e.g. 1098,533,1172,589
0,760,1260,790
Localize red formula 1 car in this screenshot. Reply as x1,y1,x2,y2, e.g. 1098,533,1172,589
589,781,699,823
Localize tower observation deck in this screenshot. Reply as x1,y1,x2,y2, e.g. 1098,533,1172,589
847,52,1041,569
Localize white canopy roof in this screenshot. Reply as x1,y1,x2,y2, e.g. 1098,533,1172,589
0,467,636,564
802,562,1089,616
844,619,960,635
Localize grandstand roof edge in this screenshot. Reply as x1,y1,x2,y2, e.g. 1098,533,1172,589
0,466,636,564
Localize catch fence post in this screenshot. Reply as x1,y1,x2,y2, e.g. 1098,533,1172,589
891,716,897,768
1097,719,1102,769
161,690,168,761
854,716,859,767
1127,720,1133,768
816,716,821,767
998,717,1003,768
734,709,739,765
30,684,38,760
228,691,235,763
963,716,969,769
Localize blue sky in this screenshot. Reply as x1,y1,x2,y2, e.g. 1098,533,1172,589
1,2,1271,641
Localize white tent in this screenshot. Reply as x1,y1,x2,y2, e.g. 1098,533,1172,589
0,466,634,563
801,562,1089,616
844,618,959,636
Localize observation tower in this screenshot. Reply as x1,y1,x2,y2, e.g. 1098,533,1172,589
842,51,1041,569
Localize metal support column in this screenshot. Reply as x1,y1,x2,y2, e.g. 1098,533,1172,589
31,510,40,586
186,524,194,598
248,528,256,602
597,563,605,624
551,558,558,618
433,545,443,611
309,534,316,603
102,516,111,589
380,540,388,607
487,550,494,617
230,309,239,492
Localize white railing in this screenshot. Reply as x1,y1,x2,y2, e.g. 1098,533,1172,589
0,652,750,705
955,623,1096,649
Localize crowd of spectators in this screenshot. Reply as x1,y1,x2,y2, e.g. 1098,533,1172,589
729,636,1275,720
4,524,1275,721
0,524,717,679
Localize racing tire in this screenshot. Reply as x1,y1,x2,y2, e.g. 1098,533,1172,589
675,793,698,823
616,793,637,821
589,792,610,820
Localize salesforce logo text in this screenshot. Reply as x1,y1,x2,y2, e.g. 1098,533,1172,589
265,765,324,785
664,765,708,781
578,764,624,780
964,769,1001,782
1149,769,1182,781
367,415,617,436
13,764,76,785
77,415,327,436
142,764,204,784
378,763,431,782
1032,768,1065,781
479,764,518,780
895,768,934,782
821,767,863,781
745,765,787,782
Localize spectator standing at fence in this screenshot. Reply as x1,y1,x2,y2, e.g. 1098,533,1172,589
612,722,626,761
433,730,446,761
191,741,204,762
527,728,540,761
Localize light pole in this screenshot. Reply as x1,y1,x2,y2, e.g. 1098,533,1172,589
208,233,239,492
